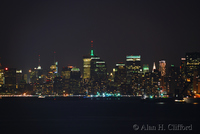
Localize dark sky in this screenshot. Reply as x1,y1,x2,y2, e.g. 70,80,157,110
1,0,200,74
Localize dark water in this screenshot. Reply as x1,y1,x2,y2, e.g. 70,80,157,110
0,97,199,134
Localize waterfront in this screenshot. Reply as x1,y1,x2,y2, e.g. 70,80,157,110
0,97,199,134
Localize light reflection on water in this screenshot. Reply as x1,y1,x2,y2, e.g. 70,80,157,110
156,102,165,104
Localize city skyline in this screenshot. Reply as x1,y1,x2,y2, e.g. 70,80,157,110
1,1,200,133
1,49,197,74
1,0,200,73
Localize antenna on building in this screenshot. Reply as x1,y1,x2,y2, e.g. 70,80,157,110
38,55,40,66
91,41,94,56
37,55,41,69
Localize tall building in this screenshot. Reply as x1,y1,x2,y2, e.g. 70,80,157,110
168,65,181,97
4,68,16,91
50,61,59,77
126,55,141,75
159,60,166,77
114,62,127,94
91,59,107,82
180,52,200,93
61,66,72,79
70,67,81,94
83,40,107,81
159,60,167,96
184,52,200,78
61,66,71,94
61,66,81,95
23,74,27,83
180,57,186,79
83,56,91,79
82,41,107,95
0,64,4,88
16,69,22,89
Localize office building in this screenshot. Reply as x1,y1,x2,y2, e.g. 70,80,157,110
4,68,16,91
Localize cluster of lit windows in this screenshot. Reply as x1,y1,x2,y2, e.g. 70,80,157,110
83,65,91,67
96,61,105,63
96,65,105,67
116,64,125,66
71,68,80,71
91,57,100,59
186,62,199,65
126,55,141,59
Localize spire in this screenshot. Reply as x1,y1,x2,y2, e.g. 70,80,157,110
90,40,94,56
38,55,40,66
37,55,41,69
152,62,156,72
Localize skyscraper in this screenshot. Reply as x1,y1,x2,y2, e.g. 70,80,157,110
0,63,4,88
4,68,16,92
185,52,200,78
159,60,167,96
126,55,141,75
168,65,181,97
16,69,22,89
83,56,92,79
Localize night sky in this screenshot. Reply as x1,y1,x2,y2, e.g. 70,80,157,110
1,0,200,74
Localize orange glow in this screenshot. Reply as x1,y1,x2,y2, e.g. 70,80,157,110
194,94,200,98
187,78,191,82
68,66,73,68
91,40,93,43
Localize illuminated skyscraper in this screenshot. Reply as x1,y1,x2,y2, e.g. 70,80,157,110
180,52,200,93
83,41,106,80
180,57,186,79
91,58,107,82
159,60,166,96
185,52,200,78
83,41,95,79
83,56,92,79
126,55,142,93
114,62,126,82
16,69,22,89
126,55,141,75
159,60,166,77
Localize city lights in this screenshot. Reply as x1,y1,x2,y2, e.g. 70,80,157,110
0,45,199,103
